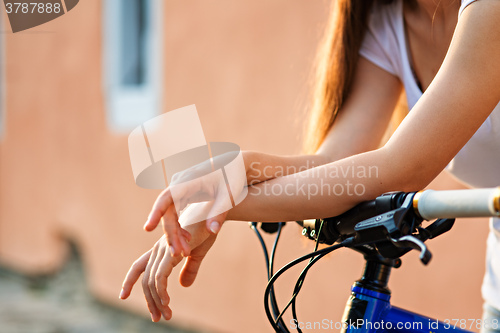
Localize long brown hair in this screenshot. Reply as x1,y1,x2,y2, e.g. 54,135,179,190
303,0,378,153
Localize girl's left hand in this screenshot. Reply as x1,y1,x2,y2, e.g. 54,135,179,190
143,152,246,257
143,178,229,257
119,223,217,322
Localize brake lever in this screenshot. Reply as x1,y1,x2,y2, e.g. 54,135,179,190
390,235,432,265
424,218,455,240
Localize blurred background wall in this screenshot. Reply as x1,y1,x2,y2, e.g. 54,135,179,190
0,0,490,332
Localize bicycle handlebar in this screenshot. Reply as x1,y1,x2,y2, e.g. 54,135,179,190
300,187,500,248
415,187,500,220
261,187,500,332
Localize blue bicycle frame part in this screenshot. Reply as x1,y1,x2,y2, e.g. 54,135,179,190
342,260,472,333
342,285,472,333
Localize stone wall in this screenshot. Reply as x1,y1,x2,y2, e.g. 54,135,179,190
0,245,197,333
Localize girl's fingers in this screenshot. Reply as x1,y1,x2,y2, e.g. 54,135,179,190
180,228,192,243
148,245,169,320
142,244,162,322
120,249,152,299
155,255,179,320
180,256,202,288
162,205,186,257
206,211,228,235
179,253,205,288
179,231,191,257
144,188,174,232
179,237,216,288
145,188,193,257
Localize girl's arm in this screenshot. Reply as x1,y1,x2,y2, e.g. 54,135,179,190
228,0,500,222
245,53,403,184
145,55,402,255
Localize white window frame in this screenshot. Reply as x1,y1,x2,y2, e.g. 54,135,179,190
102,0,163,132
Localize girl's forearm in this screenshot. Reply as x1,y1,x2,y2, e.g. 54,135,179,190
244,151,333,185
229,147,426,222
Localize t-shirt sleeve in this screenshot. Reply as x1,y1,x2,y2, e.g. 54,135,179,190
459,0,478,17
359,3,399,76
359,30,397,76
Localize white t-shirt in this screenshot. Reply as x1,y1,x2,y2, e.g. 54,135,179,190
359,0,500,310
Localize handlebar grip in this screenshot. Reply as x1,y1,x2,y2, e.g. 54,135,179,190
414,187,500,220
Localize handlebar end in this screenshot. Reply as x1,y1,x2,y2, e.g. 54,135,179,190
412,191,423,219
494,187,500,215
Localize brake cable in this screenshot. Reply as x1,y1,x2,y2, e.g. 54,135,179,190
263,237,355,332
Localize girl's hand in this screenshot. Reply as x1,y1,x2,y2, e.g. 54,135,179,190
143,151,251,257
119,223,217,322
143,178,231,257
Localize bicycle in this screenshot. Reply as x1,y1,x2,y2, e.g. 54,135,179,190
250,187,500,332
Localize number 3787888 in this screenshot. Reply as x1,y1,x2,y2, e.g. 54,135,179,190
5,2,62,14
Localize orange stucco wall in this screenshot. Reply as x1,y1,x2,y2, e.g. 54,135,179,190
0,1,490,332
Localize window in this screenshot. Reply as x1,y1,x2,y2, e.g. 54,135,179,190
103,0,163,131
0,12,5,138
